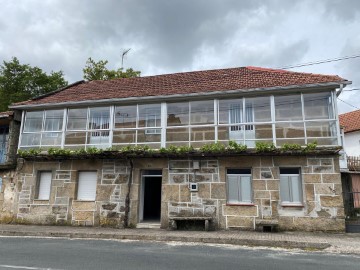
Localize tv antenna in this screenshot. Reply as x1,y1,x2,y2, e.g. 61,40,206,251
121,48,131,68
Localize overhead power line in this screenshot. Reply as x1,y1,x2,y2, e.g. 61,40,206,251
337,97,360,110
277,54,360,70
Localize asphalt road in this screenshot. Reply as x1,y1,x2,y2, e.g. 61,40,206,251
0,237,359,270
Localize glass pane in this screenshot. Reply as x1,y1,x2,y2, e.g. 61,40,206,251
24,111,43,132
290,176,302,203
254,124,272,139
166,142,189,147
166,127,189,142
138,104,161,128
20,133,41,146
276,123,305,138
306,121,336,138
280,176,290,202
245,96,271,122
88,107,110,130
113,130,136,144
275,94,302,121
191,127,215,142
40,133,62,146
137,129,161,143
304,92,333,120
313,138,337,145
240,176,252,202
64,131,86,145
227,176,239,203
218,99,242,124
167,102,189,126
67,108,87,130
276,139,305,146
44,110,63,131
87,131,110,145
114,105,137,129
190,100,214,125
218,126,230,141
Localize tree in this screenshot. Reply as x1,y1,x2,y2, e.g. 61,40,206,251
0,57,68,111
83,57,141,81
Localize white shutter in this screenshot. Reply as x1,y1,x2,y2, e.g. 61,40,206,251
38,172,52,200
77,171,97,201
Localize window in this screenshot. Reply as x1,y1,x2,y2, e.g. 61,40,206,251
77,171,97,201
227,169,252,204
279,168,303,205
0,126,9,164
37,172,52,200
139,104,161,135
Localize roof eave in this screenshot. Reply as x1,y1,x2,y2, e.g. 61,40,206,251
9,81,350,110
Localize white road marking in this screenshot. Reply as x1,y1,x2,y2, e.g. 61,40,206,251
0,265,62,270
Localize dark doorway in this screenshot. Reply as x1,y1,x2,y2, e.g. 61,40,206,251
143,176,162,221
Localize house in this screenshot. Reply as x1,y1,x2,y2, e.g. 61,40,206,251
6,66,350,231
0,111,20,219
339,109,360,232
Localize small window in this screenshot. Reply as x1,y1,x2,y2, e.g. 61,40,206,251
37,172,52,200
77,171,97,201
280,168,303,205
227,169,252,204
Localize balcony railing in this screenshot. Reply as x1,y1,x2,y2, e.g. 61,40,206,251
348,156,360,171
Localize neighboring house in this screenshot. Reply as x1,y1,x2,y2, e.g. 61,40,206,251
339,110,360,232
0,111,21,219
7,66,350,232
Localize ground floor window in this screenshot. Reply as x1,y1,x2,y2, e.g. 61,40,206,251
279,168,303,205
37,171,52,200
77,171,97,201
226,169,252,204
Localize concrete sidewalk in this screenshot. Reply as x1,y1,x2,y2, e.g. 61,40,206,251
0,224,360,254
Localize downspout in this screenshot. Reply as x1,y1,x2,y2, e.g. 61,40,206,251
336,83,344,97
124,158,134,228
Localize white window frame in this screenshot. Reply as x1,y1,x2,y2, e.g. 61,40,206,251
226,169,253,204
37,171,52,200
77,171,97,201
279,168,303,206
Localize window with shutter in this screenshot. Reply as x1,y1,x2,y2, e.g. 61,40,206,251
77,171,97,201
37,172,52,200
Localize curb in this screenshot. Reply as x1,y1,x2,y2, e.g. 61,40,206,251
0,230,331,250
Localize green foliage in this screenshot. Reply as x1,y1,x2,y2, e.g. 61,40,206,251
228,140,247,152
48,148,72,155
18,148,42,157
304,141,318,152
200,142,226,153
255,142,276,152
83,57,141,81
0,57,68,111
280,143,302,151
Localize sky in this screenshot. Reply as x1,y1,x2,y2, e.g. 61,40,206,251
0,0,359,113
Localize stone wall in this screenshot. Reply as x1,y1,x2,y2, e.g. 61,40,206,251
14,159,130,227
4,154,345,232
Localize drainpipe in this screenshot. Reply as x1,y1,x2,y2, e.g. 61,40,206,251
124,158,134,228
336,84,344,97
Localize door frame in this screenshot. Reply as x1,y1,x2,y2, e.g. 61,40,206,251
139,170,162,222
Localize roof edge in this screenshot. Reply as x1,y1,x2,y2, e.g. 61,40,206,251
11,80,85,106
10,81,347,110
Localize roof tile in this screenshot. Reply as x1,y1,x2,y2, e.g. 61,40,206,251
13,66,347,107
339,109,360,133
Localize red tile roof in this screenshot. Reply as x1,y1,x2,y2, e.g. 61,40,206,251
339,109,360,133
12,66,347,107
0,111,13,119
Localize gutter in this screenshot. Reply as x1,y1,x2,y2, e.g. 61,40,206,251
9,80,351,110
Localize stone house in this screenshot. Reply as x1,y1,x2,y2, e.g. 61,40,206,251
6,66,351,231
0,111,20,219
339,110,360,232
